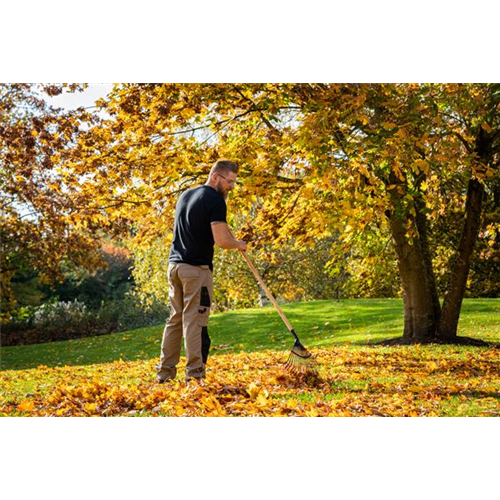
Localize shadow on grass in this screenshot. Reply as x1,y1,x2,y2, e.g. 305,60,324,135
372,336,500,348
0,325,164,371
327,380,500,401
327,380,500,399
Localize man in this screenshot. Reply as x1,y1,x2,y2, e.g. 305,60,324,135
156,160,247,382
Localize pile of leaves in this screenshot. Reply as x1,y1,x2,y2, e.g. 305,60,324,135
1,346,499,417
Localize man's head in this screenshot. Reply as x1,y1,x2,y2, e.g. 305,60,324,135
207,160,239,199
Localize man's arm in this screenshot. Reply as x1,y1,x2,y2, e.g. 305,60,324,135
211,222,247,250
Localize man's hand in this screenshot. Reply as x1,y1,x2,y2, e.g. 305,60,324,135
237,240,247,251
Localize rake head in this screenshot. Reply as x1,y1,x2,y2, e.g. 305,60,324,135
284,338,316,373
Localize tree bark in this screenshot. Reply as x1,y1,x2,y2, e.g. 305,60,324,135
438,178,485,338
437,127,492,339
414,191,441,327
387,203,440,341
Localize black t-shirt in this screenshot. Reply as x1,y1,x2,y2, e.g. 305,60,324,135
168,185,227,270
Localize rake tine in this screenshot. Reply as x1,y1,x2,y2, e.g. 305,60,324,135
284,346,317,373
284,351,316,373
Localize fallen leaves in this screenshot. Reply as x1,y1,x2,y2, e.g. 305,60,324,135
0,346,499,417
246,382,261,400
17,400,35,413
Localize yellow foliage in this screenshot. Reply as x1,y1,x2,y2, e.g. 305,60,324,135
1,346,499,417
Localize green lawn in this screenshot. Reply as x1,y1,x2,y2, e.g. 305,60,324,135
1,298,499,417
1,298,499,371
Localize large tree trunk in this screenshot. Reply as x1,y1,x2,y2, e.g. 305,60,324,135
437,126,492,339
438,180,485,338
386,166,442,342
388,205,440,341
414,190,442,328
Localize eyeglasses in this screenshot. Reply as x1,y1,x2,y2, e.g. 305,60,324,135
217,173,238,186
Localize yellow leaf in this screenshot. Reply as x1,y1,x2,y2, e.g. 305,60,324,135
180,108,196,120
413,159,429,174
481,121,492,133
84,403,97,413
246,382,261,400
256,393,268,407
17,401,35,412
382,122,397,130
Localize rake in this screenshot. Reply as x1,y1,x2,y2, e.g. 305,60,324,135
240,251,315,372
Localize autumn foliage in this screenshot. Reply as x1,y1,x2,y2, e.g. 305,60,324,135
70,83,500,341
2,347,498,417
0,84,104,320
2,83,499,343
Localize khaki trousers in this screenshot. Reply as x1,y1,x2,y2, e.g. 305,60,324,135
157,263,213,381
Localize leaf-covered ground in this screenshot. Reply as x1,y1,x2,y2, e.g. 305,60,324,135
2,346,499,417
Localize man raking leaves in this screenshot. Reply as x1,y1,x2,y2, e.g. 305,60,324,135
156,159,314,383
156,160,246,383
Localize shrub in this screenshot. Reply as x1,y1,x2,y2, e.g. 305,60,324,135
96,297,169,332
1,297,169,346
33,300,89,330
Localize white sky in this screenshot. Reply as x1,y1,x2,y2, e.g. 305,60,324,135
46,83,114,110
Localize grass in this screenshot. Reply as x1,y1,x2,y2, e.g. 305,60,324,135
1,298,498,371
1,298,499,417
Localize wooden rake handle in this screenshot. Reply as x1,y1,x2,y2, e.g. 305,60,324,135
240,251,294,333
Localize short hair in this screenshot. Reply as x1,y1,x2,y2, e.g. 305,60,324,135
210,160,239,176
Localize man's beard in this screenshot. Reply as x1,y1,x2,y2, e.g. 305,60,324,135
215,181,229,201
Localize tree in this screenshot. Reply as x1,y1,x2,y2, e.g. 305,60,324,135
53,242,133,307
130,233,343,311
71,83,499,342
0,84,107,320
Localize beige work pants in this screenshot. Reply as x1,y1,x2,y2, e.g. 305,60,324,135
157,263,213,381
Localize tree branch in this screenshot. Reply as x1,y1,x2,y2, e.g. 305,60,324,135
454,132,473,153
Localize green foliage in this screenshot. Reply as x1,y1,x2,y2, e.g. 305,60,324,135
10,274,47,307
337,224,402,298
466,183,500,297
54,242,133,307
130,235,346,312
98,297,169,332
468,243,500,297
2,240,139,345
252,237,344,302
130,237,170,308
